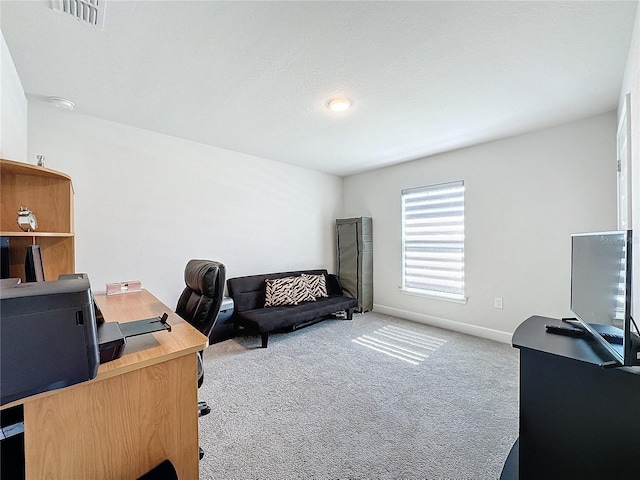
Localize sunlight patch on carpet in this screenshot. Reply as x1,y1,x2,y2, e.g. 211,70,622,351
352,325,447,364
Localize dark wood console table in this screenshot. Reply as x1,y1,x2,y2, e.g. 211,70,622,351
504,315,640,480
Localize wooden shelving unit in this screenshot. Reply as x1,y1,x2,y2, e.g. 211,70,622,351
1,159,75,282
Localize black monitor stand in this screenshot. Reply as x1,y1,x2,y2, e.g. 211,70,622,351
502,316,640,480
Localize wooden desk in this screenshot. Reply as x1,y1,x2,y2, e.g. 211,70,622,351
4,289,207,479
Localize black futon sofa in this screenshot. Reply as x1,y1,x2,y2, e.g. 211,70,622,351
227,269,358,347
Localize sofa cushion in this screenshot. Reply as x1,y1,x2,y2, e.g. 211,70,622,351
264,276,315,307
292,276,316,303
302,273,328,298
264,276,297,307
237,295,358,333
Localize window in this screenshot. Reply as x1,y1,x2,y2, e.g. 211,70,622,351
401,180,465,301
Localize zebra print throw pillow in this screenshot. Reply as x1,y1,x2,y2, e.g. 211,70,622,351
291,275,316,303
302,273,328,298
264,277,296,307
264,276,316,307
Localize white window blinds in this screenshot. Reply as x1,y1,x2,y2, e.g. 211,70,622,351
401,181,465,299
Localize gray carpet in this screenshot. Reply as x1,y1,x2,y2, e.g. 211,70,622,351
198,312,519,479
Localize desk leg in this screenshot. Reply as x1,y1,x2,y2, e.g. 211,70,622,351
23,354,199,479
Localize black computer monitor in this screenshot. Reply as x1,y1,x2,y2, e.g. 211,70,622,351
25,245,45,282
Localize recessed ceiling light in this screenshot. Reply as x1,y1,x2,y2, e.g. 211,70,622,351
49,96,75,110
327,97,351,112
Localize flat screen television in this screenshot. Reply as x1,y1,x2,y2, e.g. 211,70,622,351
25,244,45,282
570,230,638,366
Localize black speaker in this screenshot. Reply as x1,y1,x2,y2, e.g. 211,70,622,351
0,405,25,480
1,237,9,279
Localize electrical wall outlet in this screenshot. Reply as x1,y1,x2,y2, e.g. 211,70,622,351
494,297,503,309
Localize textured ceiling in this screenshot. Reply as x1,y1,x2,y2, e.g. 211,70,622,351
1,1,637,176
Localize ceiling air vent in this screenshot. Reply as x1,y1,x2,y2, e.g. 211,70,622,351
51,0,106,29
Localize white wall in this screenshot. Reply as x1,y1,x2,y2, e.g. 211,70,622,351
0,29,27,161
619,7,639,324
27,102,342,307
343,113,618,342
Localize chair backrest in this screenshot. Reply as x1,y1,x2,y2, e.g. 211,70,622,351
175,260,226,337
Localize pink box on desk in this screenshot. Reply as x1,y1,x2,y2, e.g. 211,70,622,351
106,280,142,295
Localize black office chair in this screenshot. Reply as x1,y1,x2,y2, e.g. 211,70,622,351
175,259,225,459
137,460,178,480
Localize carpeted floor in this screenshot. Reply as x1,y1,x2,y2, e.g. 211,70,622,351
198,312,519,480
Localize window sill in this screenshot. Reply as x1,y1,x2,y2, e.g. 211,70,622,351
399,288,468,304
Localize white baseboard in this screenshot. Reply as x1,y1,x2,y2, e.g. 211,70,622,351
372,304,513,344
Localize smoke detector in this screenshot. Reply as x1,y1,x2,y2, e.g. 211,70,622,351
51,0,106,29
50,97,75,110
